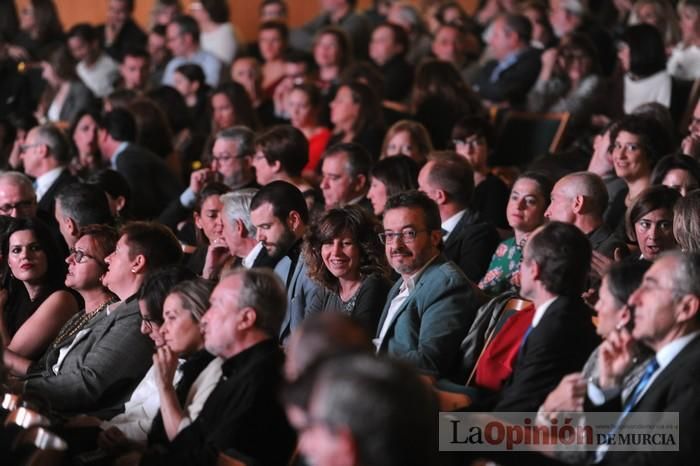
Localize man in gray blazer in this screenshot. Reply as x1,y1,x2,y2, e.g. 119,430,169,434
375,191,480,381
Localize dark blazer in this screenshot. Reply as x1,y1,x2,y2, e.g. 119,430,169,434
491,295,600,412
24,298,153,419
443,209,500,283
472,47,542,108
114,144,182,220
58,81,95,123
36,168,76,225
376,255,480,380
98,19,147,62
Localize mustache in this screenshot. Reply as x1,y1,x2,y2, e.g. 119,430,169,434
390,247,412,255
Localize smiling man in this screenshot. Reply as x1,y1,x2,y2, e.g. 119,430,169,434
374,190,479,381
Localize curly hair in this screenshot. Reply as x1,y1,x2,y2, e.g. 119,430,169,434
303,205,388,291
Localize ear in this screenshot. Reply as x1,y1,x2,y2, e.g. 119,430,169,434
334,427,360,466
429,229,442,248
270,159,282,174
131,254,147,274
237,306,258,331
434,188,448,206
529,258,541,282
66,217,79,238
115,195,126,213
676,294,700,325
572,194,585,215
234,218,247,237
193,211,203,230
354,173,367,193
287,210,303,232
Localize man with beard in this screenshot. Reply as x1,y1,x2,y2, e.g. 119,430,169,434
374,190,480,381
250,181,320,345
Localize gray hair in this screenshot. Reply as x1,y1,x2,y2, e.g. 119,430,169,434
673,190,700,253
220,188,258,236
560,171,609,218
168,278,215,322
33,124,71,165
663,250,700,301
215,126,256,158
393,2,424,31
227,267,287,337
0,171,35,197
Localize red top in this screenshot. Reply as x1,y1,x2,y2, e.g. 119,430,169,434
305,128,332,172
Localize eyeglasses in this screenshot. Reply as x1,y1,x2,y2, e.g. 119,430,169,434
141,315,163,331
19,143,42,153
452,138,485,149
378,229,427,244
69,247,101,264
0,200,35,214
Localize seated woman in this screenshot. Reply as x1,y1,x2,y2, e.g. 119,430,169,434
451,116,510,230
149,279,222,445
650,153,700,197
287,83,331,177
37,45,94,124
172,64,210,128
479,172,552,296
367,155,419,218
328,81,385,159
4,225,117,376
69,109,105,178
667,0,700,80
0,218,79,360
625,185,680,261
304,205,392,334
527,33,604,138
379,120,432,166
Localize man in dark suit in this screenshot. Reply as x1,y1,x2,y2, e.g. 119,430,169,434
20,123,77,229
485,221,599,412
375,190,480,381
418,152,499,283
98,109,181,220
320,142,373,212
590,251,700,465
472,13,541,108
54,183,114,249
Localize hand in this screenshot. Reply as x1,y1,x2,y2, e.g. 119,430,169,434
598,328,635,389
591,114,611,128
682,133,700,158
6,45,29,61
541,372,587,416
189,168,216,194
97,426,129,451
590,248,624,280
202,237,231,279
539,48,558,80
153,345,178,392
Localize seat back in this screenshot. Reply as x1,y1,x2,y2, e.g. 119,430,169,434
491,111,570,168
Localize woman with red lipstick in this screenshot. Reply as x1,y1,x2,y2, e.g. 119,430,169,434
0,218,79,360
479,172,552,296
625,185,680,260
303,206,391,334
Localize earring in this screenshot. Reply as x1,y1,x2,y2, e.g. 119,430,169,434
131,268,136,273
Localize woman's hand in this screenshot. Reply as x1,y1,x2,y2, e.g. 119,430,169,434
598,328,635,390
153,345,178,392
539,48,558,81
202,237,231,279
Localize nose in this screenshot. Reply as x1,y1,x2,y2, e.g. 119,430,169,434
544,205,552,219
331,241,342,255
140,320,150,335
320,177,330,189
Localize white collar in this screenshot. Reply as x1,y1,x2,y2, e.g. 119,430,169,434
35,166,64,201
441,209,466,237
531,296,558,328
241,242,264,269
655,330,700,370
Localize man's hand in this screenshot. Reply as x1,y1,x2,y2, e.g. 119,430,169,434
541,372,587,416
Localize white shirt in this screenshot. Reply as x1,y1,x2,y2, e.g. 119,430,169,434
623,70,671,114
77,53,119,98
441,209,466,241
374,255,438,350
177,357,223,434
667,43,700,80
200,23,237,64
241,242,264,269
35,166,64,202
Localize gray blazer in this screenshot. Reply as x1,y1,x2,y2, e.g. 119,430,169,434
24,298,153,419
279,260,321,345
376,255,480,380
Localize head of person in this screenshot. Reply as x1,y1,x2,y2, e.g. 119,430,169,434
674,189,700,252
287,83,323,129
258,20,288,62
292,354,437,466
250,181,309,260
66,224,119,294
137,265,197,347
387,2,426,36
148,24,171,66
200,268,287,358
521,0,555,46
160,278,214,357
211,126,256,188
86,168,132,219
610,115,674,184
69,109,101,166
0,172,37,219
626,185,680,261
189,0,229,25
411,59,481,114
381,190,442,277
418,152,474,215
103,89,138,113
260,0,288,22
304,205,387,290
506,172,552,234
595,258,651,338
2,217,66,295
380,120,432,165
127,98,174,159
369,22,409,66
220,188,258,257
21,123,72,178
147,85,191,135
520,221,592,300
320,143,371,209
678,0,700,44
549,0,586,37
231,55,263,102
173,63,206,102
633,0,680,45
628,250,700,351
281,49,315,87
120,47,150,91
490,14,532,61
431,22,469,65
106,0,133,28
20,0,63,42
41,45,78,89
368,156,419,216
330,81,383,139
651,154,700,197
152,0,181,27
545,171,608,225
166,15,200,57
253,125,309,185
618,24,666,77
55,182,114,248
66,23,99,63
102,222,183,300
450,116,493,175
313,27,351,71
98,109,137,159
210,81,259,132
554,32,599,83
193,182,230,245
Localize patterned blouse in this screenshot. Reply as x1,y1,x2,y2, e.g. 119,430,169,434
478,237,524,296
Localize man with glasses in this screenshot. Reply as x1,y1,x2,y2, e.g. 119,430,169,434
374,190,479,381
0,172,37,219
161,15,221,87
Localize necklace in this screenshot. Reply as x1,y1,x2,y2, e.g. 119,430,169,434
51,298,115,348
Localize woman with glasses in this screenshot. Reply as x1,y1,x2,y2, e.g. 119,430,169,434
451,116,510,230
304,206,391,334
3,224,116,375
0,218,79,361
